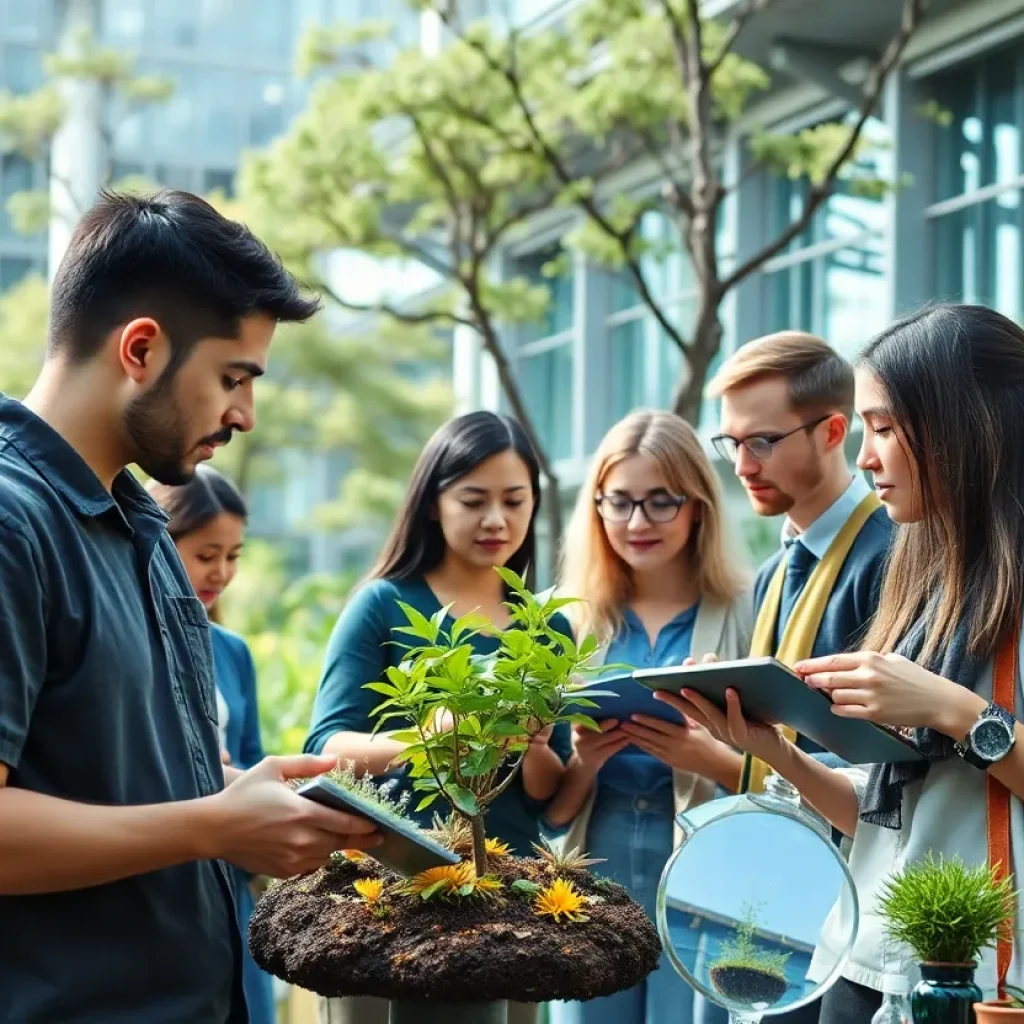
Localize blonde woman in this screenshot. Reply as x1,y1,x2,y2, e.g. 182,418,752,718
547,410,752,1024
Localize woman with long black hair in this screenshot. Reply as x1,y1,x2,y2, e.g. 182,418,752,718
664,305,1024,1022
305,410,571,1024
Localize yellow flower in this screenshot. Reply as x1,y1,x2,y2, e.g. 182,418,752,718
342,849,367,863
485,838,511,857
406,861,476,899
353,878,384,904
534,878,588,924
474,875,504,898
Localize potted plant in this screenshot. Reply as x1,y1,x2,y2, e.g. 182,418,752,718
878,854,1017,1024
975,985,1024,1022
708,904,791,1009
249,569,661,1023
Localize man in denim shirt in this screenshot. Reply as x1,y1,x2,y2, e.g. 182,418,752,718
0,191,380,1023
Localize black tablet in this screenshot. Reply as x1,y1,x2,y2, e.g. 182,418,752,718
633,657,924,764
295,777,462,877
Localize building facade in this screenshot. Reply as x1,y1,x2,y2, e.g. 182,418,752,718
453,0,1024,579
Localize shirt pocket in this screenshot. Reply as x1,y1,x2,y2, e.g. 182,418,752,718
167,595,218,725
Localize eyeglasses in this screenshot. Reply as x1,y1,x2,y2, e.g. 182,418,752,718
595,492,689,524
711,415,831,464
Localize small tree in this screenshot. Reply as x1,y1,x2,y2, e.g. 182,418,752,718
366,567,612,876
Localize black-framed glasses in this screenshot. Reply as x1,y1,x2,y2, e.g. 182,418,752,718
595,492,689,524
711,415,831,464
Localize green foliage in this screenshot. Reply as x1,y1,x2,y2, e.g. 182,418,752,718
305,762,416,827
878,854,1017,965
712,907,791,980
0,275,49,399
1004,984,1024,1009
367,568,609,830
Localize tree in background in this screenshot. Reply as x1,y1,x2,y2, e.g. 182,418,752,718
249,0,925,474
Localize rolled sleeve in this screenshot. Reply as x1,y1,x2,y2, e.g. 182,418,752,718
0,520,47,770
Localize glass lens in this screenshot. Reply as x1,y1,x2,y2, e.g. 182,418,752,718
712,437,738,462
746,437,774,461
645,497,684,523
597,496,632,521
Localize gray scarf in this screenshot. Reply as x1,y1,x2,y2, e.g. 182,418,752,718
859,600,982,829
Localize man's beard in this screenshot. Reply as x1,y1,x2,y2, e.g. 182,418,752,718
750,456,825,518
122,371,231,485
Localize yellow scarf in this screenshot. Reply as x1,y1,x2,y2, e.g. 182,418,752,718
740,491,883,793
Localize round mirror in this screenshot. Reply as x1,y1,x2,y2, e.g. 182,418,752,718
656,777,858,1023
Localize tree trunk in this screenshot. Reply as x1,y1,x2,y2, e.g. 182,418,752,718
470,814,488,878
672,306,723,425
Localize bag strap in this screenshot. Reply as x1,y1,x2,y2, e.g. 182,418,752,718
989,628,1018,999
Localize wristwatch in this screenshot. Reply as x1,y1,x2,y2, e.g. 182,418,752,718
955,702,1017,769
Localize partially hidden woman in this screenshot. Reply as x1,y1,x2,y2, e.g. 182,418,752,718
304,410,573,1024
547,409,753,1024
665,305,1024,1023
149,466,275,1024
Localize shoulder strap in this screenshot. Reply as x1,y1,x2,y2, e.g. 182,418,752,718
989,628,1017,999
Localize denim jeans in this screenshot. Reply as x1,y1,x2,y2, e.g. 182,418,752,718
549,787,727,1024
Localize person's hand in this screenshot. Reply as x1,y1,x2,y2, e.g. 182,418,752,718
572,719,631,775
653,686,789,765
795,651,984,737
220,748,232,766
202,754,381,878
619,712,725,774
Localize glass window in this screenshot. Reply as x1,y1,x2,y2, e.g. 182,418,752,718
609,318,646,422
101,0,147,45
247,75,289,147
198,68,243,160
154,164,195,190
934,47,1021,203
4,0,45,33
611,208,692,312
146,64,198,153
4,46,42,94
518,342,574,461
517,245,574,344
203,168,236,197
150,0,199,47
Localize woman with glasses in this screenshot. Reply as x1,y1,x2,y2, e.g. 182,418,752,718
546,410,752,1024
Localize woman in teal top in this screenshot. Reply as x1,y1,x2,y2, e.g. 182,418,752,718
305,410,571,1024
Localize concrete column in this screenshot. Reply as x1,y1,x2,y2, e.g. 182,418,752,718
48,0,105,277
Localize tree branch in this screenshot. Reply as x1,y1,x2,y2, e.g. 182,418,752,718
319,279,476,329
480,749,529,808
719,0,924,295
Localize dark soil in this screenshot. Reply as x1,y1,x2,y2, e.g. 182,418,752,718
709,965,788,1006
249,854,661,1002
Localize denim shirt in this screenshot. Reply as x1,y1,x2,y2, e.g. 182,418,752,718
0,395,241,1024
597,604,698,796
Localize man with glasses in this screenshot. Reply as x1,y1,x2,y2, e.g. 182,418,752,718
706,332,893,778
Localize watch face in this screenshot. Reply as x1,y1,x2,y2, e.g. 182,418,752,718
973,718,1013,761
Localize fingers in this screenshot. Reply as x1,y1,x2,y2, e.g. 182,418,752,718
680,689,728,732
262,754,338,781
297,798,381,837
651,691,690,717
624,714,687,737
794,652,871,676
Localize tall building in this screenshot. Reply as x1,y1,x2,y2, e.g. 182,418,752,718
450,0,1024,579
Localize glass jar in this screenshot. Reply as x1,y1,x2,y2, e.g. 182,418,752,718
911,963,983,1024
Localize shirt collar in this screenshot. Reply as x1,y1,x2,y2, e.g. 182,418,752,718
780,474,872,560
0,393,168,528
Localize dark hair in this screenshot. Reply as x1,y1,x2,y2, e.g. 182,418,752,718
48,189,321,365
370,411,541,582
148,464,248,540
858,304,1024,662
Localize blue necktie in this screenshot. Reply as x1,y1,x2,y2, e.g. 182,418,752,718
775,540,818,645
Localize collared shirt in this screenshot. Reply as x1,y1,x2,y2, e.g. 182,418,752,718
779,474,873,558
0,395,241,1024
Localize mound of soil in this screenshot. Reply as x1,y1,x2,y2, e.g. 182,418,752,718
709,965,788,1007
249,853,661,1002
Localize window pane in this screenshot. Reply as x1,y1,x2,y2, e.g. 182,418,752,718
609,318,646,421
518,343,574,461
935,199,1021,323
611,208,694,312
5,0,45,33
1,153,34,239
101,0,147,45
248,74,289,147
4,46,42,93
766,236,887,363
0,256,33,290
150,0,200,47
517,246,574,342
203,168,236,197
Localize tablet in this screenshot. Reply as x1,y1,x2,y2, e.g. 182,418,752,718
633,657,924,765
295,777,462,877
576,672,687,725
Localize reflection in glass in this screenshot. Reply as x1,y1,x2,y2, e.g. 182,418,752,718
657,779,857,1022
517,245,574,343
609,318,646,422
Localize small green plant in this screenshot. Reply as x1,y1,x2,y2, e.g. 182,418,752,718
532,836,606,874
367,567,614,875
878,854,1017,965
712,916,791,980
1003,984,1024,1008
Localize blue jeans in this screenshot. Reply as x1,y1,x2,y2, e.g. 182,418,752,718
549,788,727,1024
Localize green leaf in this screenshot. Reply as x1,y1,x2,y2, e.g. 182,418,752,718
457,883,475,896
364,682,400,697
395,601,438,642
420,880,448,900
448,784,479,815
415,793,440,812
567,713,600,730
512,879,541,896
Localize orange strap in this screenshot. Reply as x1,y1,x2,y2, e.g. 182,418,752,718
989,628,1017,999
